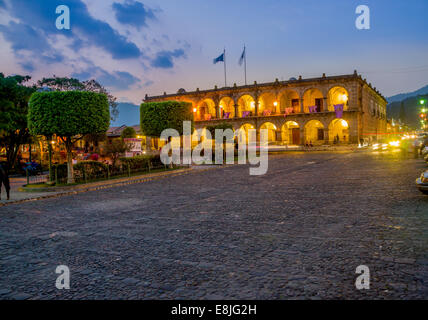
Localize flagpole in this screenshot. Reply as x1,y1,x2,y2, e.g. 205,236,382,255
223,48,227,87
244,45,247,85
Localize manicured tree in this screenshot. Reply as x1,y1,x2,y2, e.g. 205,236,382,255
121,126,137,139
37,77,119,121
28,91,110,184
0,73,35,170
140,101,193,149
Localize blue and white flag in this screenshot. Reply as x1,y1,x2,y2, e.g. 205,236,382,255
213,53,225,64
239,47,246,66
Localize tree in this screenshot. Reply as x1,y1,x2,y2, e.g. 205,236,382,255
37,77,119,121
121,127,137,139
0,73,35,170
28,91,110,184
103,139,131,170
141,101,193,137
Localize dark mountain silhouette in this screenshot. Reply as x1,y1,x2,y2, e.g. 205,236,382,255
387,94,428,129
387,84,428,103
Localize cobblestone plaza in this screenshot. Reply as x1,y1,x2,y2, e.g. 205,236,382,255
0,151,426,299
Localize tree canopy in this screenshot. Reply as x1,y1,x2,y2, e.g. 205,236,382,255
37,77,118,121
121,126,137,139
0,73,35,168
140,101,193,137
28,91,110,138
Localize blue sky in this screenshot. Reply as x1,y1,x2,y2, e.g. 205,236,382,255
1,0,428,104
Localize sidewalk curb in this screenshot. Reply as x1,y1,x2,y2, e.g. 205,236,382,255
0,166,220,207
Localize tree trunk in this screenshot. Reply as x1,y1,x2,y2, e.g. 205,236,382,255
65,138,74,184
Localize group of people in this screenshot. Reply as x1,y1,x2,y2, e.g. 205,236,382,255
0,163,10,201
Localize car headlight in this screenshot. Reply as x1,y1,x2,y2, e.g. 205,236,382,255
389,141,400,147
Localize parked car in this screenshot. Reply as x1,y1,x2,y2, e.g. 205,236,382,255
416,170,428,195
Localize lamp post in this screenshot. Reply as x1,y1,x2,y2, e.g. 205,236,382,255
420,99,427,131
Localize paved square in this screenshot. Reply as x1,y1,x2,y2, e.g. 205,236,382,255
0,151,427,299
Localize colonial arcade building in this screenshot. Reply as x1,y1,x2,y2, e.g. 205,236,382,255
144,71,387,145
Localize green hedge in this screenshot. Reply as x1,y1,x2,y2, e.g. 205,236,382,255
140,101,193,136
120,155,162,169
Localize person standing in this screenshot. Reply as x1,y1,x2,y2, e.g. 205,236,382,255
0,163,10,201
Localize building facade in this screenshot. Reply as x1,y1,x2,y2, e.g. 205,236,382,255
144,71,387,145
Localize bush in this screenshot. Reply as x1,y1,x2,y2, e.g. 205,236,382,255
52,161,107,182
119,155,162,170
74,161,108,180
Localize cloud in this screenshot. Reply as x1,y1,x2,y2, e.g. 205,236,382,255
150,49,185,69
3,0,141,60
19,61,35,72
0,21,64,63
0,0,5,9
72,67,140,91
112,1,156,29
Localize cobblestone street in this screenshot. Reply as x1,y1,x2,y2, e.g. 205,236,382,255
0,150,427,299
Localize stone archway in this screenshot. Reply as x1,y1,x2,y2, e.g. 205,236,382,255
328,86,349,111
304,120,325,145
260,122,278,144
259,92,277,116
237,95,256,117
196,99,216,121
219,96,235,119
281,121,300,145
329,119,350,143
303,88,324,113
279,90,300,114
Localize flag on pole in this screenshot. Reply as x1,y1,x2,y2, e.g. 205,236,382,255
239,47,246,66
213,53,225,64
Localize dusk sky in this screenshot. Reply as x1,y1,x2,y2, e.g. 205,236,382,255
1,0,428,104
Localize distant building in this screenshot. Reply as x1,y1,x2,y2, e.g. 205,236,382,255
144,71,387,145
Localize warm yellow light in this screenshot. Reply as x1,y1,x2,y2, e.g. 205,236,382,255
51,141,55,144
273,101,278,107
193,108,197,113
341,120,348,128
341,94,348,102
389,141,400,147
250,101,256,108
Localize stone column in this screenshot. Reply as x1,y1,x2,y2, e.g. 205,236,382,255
215,104,220,119
300,99,304,113
234,104,239,118
323,97,328,112
300,128,305,145
324,128,330,144
254,97,259,116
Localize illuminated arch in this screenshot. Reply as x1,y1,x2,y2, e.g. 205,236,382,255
328,86,349,111
303,88,324,113
279,90,300,114
329,119,350,143
237,123,256,144
219,96,235,118
258,92,277,116
304,120,325,145
281,121,300,145
196,99,216,121
260,122,278,143
237,95,255,117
